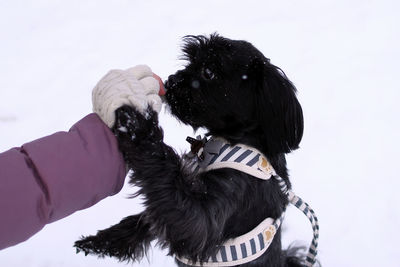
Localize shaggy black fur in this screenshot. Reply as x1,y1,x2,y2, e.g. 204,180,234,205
75,34,305,266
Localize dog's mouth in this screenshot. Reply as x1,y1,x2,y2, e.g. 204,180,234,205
163,79,170,98
162,79,172,105
164,75,184,107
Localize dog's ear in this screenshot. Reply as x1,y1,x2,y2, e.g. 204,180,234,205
249,58,304,155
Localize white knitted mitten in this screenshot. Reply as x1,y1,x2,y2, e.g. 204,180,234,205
92,65,162,128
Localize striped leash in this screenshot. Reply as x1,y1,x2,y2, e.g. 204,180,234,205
275,176,319,267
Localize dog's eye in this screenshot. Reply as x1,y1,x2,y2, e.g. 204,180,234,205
201,68,215,80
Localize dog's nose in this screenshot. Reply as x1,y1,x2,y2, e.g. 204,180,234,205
165,75,178,89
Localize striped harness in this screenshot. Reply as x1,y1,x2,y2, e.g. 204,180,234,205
176,136,319,267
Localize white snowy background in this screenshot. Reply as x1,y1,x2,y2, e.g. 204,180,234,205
0,0,399,266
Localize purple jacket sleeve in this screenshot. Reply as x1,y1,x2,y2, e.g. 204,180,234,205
0,113,126,250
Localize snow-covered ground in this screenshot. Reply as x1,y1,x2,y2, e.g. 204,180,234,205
1,0,399,266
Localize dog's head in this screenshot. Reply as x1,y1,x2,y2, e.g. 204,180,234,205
165,34,303,155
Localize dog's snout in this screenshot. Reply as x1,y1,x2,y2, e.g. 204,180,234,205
167,75,176,84
168,75,177,83
165,75,178,89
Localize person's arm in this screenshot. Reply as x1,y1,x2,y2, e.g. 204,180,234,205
0,64,162,250
0,113,126,250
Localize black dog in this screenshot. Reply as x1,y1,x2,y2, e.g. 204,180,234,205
75,34,305,266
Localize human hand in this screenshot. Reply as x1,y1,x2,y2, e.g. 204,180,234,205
92,65,164,128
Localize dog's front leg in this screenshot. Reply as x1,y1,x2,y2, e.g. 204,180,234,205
113,106,238,263
74,212,154,261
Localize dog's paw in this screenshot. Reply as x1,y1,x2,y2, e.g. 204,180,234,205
113,105,141,141
74,214,154,262
113,105,162,145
